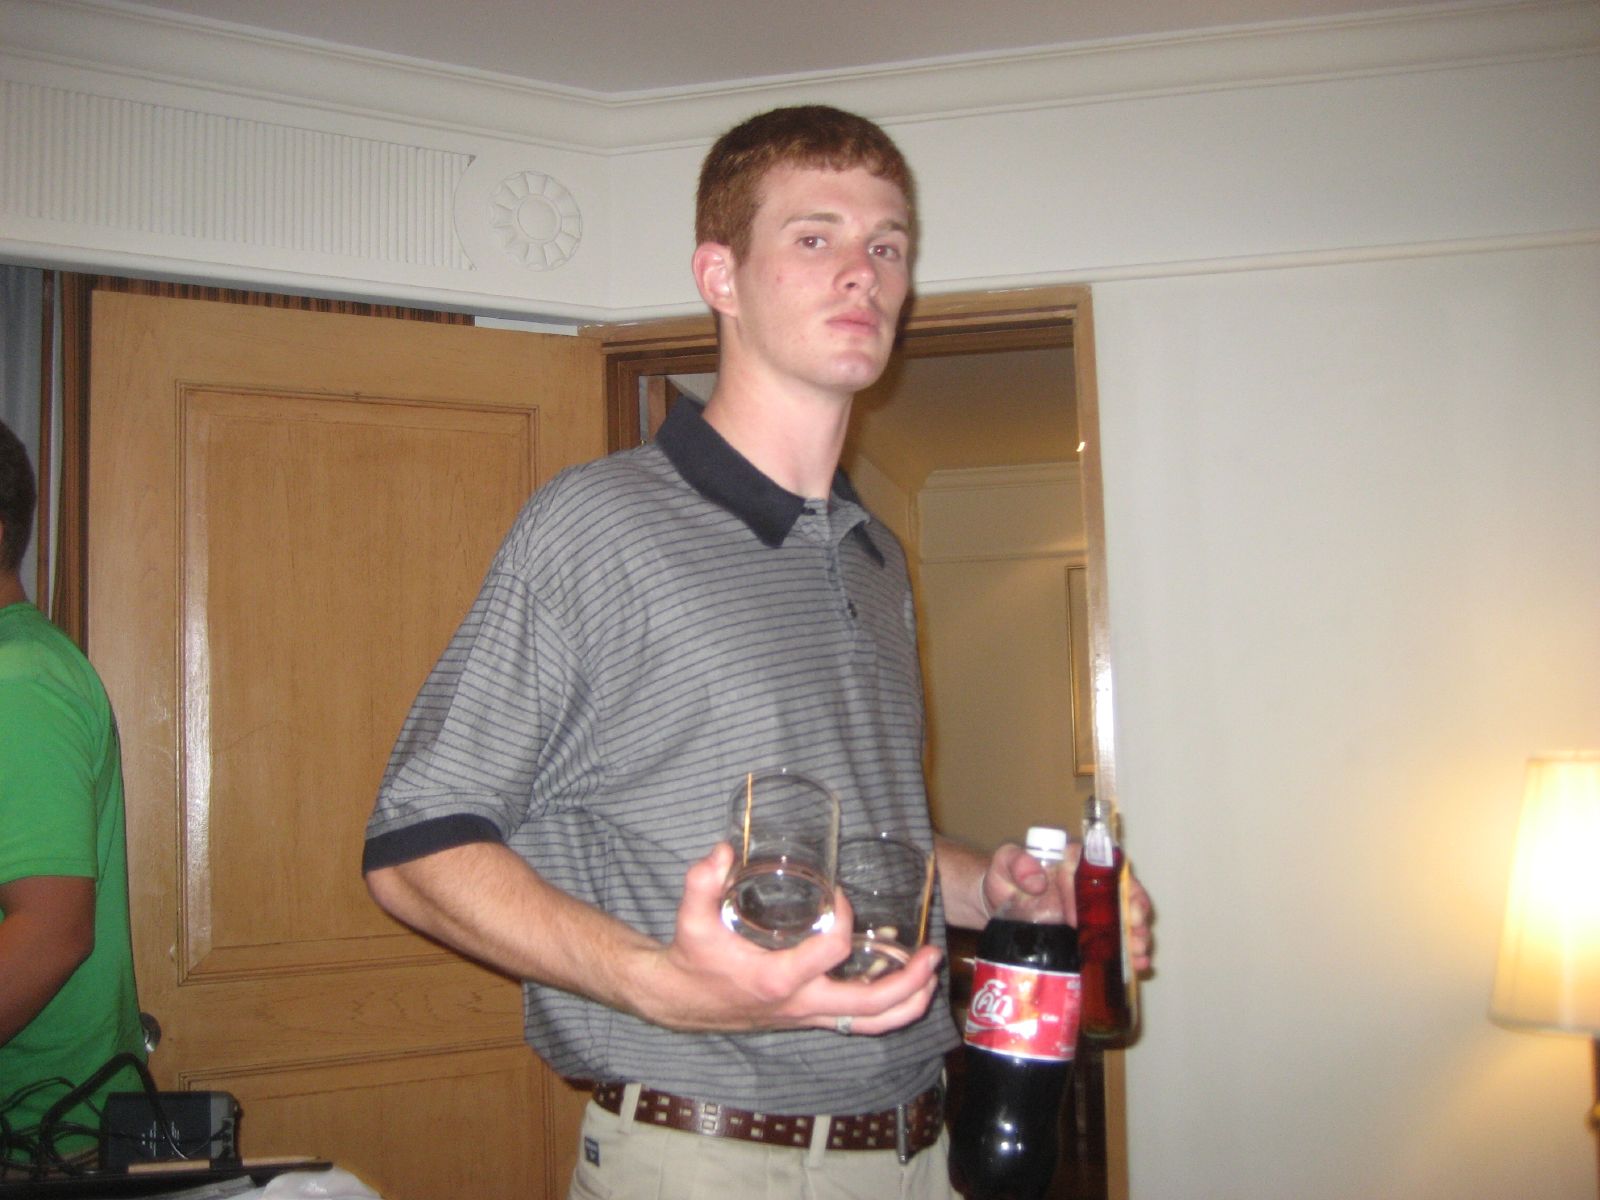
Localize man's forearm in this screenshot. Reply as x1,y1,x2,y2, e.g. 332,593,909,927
364,841,663,1019
366,838,948,1037
934,835,993,930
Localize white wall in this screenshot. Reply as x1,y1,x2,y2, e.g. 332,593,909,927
4,3,1598,1196
1095,245,1600,1198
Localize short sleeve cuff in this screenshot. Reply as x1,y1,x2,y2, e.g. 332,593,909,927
361,814,503,873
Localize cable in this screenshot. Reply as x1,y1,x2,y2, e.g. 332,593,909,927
1,1074,84,1179
0,1051,217,1180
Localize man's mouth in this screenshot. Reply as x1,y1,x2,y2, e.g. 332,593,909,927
830,308,880,335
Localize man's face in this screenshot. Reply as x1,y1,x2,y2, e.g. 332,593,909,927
710,164,912,403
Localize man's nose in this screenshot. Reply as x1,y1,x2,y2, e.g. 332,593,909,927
839,245,878,291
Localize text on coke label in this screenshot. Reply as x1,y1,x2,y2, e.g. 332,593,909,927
962,959,1082,1062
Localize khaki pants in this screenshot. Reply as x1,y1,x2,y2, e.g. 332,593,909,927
567,1096,957,1200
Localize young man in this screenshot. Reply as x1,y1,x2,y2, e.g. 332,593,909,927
0,417,145,1173
364,106,1150,1199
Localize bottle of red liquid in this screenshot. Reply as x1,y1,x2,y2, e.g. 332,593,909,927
1074,795,1136,1044
949,826,1081,1200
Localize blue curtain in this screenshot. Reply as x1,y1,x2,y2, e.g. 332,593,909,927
0,265,48,605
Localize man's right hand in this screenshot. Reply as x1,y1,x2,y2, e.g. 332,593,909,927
636,842,943,1036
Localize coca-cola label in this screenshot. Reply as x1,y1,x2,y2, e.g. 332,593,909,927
963,959,1082,1061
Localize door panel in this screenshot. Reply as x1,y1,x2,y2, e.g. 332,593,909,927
88,293,604,1199
179,388,534,979
187,1047,545,1200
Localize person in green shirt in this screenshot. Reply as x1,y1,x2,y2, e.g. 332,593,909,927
0,416,145,1175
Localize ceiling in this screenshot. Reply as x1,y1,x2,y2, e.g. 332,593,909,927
126,0,1447,93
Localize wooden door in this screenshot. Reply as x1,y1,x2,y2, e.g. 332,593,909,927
87,292,606,1199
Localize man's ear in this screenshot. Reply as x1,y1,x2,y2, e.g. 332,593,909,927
692,242,737,316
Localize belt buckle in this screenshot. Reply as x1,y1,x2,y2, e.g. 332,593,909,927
898,1083,943,1164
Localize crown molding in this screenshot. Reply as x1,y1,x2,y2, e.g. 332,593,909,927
3,1,1595,152
918,462,1087,563
2,0,1593,320
922,462,1082,493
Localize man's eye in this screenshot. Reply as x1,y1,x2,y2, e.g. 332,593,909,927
798,235,824,249
871,244,902,261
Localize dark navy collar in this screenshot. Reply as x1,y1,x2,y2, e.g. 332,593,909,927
655,399,884,565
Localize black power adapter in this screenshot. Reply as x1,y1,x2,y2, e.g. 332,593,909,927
98,1091,241,1172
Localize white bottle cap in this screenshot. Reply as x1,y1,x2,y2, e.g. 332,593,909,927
1024,826,1069,857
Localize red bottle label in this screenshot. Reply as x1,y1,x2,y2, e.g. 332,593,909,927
963,959,1082,1061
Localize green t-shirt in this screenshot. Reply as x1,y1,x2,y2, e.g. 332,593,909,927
0,601,145,1157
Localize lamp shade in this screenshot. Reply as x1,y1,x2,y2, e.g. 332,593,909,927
1490,752,1600,1034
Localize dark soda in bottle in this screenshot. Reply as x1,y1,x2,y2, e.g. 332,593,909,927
1075,794,1136,1043
949,826,1082,1200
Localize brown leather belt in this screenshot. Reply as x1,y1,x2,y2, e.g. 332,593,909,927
592,1081,943,1163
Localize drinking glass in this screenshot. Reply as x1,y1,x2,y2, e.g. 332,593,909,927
827,834,935,980
720,769,840,949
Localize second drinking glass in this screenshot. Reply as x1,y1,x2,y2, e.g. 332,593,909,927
828,833,935,980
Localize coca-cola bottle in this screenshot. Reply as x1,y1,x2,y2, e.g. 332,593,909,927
949,826,1081,1200
1075,794,1136,1044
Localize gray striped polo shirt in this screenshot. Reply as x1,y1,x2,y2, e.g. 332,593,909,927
364,399,958,1114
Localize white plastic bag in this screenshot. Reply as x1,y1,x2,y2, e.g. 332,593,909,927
260,1167,383,1199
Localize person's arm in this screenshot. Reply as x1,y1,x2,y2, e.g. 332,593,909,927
935,834,1050,930
0,665,104,1046
935,833,1155,973
366,838,942,1036
366,549,940,1035
0,875,95,1044
934,834,995,929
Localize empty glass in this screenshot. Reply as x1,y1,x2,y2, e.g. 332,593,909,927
828,833,935,980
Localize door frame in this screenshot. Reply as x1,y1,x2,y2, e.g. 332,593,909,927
591,285,1117,803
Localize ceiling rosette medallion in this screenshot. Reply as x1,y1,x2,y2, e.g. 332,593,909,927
486,170,583,270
